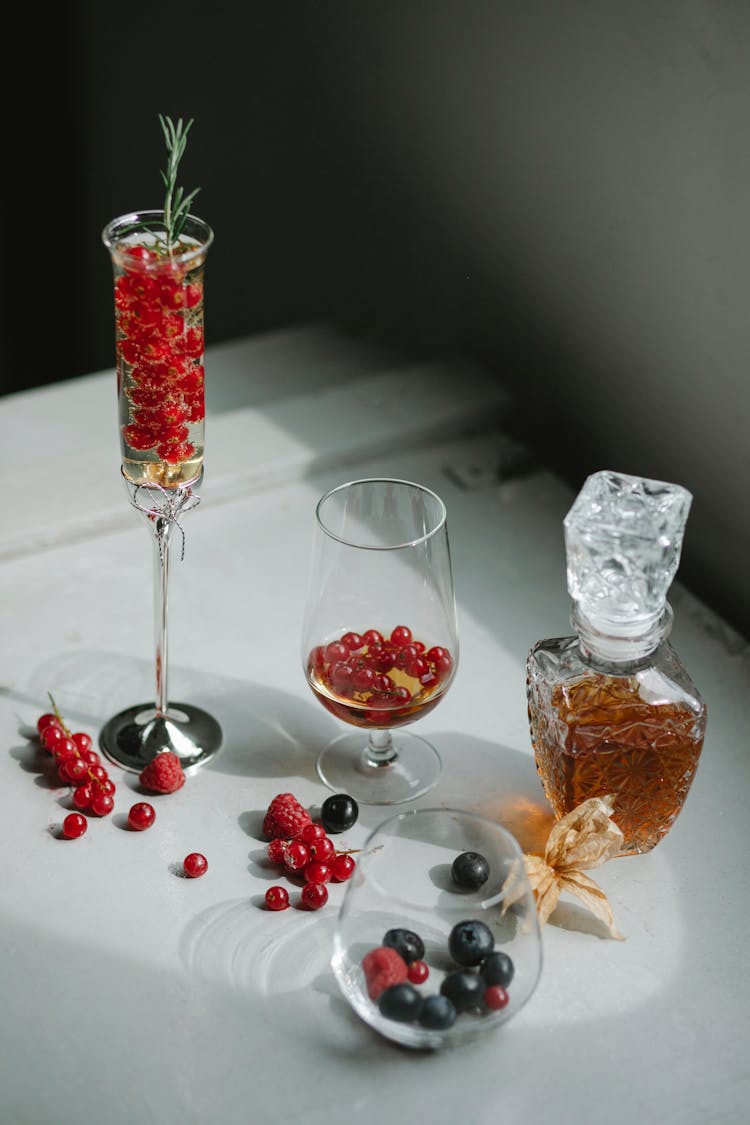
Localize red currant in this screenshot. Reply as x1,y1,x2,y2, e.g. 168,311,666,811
37,713,59,735
484,985,509,1011
91,792,114,817
183,852,208,878
299,822,327,845
330,853,356,882
72,785,93,811
308,835,335,862
407,959,429,984
304,860,333,884
324,641,348,664
41,724,65,751
63,757,89,784
283,840,310,872
341,632,364,651
71,731,92,754
128,802,156,831
265,886,290,911
62,813,87,839
390,625,412,646
362,629,383,647
300,883,328,910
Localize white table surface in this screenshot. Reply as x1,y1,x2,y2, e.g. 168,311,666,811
1,325,748,1125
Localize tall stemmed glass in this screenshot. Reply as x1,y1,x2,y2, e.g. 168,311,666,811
301,478,459,804
98,210,222,772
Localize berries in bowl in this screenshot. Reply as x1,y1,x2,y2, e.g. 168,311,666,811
330,807,542,1049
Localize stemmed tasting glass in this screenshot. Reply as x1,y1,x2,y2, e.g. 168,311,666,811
301,478,459,805
98,210,222,772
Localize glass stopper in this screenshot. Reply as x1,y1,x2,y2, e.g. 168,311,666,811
564,469,692,631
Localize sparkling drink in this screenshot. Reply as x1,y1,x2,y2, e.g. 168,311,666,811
103,212,212,489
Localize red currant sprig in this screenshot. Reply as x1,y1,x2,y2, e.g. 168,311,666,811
263,821,358,910
37,694,116,823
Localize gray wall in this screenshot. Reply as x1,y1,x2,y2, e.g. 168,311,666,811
3,2,748,636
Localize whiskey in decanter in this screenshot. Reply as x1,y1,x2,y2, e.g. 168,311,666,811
527,470,707,856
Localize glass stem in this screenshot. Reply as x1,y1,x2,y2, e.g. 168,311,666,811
365,728,397,767
151,515,172,717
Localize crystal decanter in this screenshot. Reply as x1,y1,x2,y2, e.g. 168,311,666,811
526,470,707,856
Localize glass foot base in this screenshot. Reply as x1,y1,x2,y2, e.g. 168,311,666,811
316,730,442,806
99,703,223,773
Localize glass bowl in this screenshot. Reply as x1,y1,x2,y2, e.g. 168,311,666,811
331,807,543,1049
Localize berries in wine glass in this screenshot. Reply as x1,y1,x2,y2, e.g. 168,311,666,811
361,921,516,1030
307,624,454,728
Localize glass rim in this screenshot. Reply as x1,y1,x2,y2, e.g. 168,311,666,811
101,209,214,263
352,805,532,912
315,477,448,550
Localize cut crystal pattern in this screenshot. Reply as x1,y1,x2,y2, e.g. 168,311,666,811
564,470,692,628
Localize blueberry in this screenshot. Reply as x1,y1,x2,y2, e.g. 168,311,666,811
440,969,484,1012
418,994,457,1030
451,851,490,891
383,927,425,964
480,951,515,988
378,983,424,1023
320,793,359,834
448,919,495,966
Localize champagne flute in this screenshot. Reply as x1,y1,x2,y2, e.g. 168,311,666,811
301,478,459,804
98,208,222,772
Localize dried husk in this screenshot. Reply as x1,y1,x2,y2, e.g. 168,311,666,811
502,794,625,940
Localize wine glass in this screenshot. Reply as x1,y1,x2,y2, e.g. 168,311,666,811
301,477,459,804
331,807,543,1049
98,210,222,772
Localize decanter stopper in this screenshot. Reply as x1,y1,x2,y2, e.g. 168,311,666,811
564,469,693,637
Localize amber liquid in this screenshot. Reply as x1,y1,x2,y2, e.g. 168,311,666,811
306,641,450,730
530,673,705,855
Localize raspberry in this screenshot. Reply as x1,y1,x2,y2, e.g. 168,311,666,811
139,751,186,794
361,946,408,1001
262,792,312,840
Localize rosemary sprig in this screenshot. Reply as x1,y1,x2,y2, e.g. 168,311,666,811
159,114,201,248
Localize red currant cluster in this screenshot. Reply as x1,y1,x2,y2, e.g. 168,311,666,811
115,247,205,464
37,701,116,833
265,822,357,912
309,625,453,721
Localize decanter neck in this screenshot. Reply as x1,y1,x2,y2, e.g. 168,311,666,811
572,601,673,665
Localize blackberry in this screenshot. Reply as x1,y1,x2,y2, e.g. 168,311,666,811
320,793,359,834
440,969,484,1012
383,927,425,964
480,950,515,988
378,983,424,1023
418,994,457,1030
448,919,495,966
451,850,490,891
